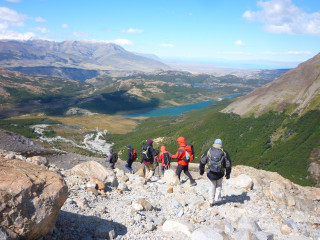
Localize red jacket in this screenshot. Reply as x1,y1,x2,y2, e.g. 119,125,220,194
171,136,188,166
157,146,171,167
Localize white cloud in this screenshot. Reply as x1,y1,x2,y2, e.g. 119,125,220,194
262,50,313,55
121,28,144,34
61,24,69,29
0,7,27,27
5,0,21,2
243,0,320,35
113,38,134,45
235,40,245,46
35,17,46,22
0,7,36,40
0,29,35,40
160,43,174,47
34,27,49,33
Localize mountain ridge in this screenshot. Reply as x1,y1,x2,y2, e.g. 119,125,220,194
0,39,170,72
222,52,320,117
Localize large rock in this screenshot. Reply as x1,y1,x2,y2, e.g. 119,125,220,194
163,169,180,186
70,160,112,181
191,227,224,240
228,174,254,190
0,158,68,240
162,219,194,237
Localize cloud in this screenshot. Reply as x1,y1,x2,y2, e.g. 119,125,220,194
262,50,313,55
61,24,69,29
112,38,134,45
5,0,21,2
0,7,36,40
121,28,144,34
34,27,49,33
0,29,35,40
35,17,46,22
160,43,174,47
0,7,27,27
235,40,245,46
243,0,320,35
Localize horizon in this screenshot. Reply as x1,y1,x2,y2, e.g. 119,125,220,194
0,0,319,69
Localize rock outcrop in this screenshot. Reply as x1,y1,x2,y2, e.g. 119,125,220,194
0,158,68,239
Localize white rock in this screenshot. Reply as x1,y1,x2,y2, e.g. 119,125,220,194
163,169,180,186
162,220,194,237
191,227,224,240
229,174,253,190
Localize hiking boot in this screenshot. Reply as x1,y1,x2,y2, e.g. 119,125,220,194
210,203,215,207
190,181,197,186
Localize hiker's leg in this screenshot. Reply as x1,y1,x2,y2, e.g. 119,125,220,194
128,160,133,170
176,164,183,180
161,166,165,176
215,178,223,202
209,179,217,205
183,165,195,182
145,165,150,179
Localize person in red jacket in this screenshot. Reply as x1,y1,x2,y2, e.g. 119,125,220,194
171,136,197,186
157,145,172,177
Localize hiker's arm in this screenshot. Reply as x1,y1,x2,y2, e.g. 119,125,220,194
224,151,232,178
199,150,208,175
171,149,183,159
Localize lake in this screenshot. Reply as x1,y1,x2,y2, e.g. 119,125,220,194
124,94,240,118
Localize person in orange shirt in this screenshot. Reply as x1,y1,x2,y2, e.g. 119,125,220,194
171,136,196,186
157,145,172,177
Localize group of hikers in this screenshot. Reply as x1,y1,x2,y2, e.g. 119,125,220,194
106,136,231,206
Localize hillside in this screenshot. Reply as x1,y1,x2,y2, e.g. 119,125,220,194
0,39,170,72
222,53,320,117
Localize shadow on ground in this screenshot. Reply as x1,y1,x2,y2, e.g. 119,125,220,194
47,210,127,240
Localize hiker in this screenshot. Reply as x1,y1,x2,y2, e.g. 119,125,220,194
171,136,197,186
125,145,137,173
141,139,158,181
199,139,232,207
106,148,117,169
157,145,172,177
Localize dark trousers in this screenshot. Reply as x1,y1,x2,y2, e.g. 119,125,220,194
176,164,195,182
161,165,170,176
125,160,134,171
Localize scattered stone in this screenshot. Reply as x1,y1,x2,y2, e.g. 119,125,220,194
167,187,173,193
163,220,194,237
90,177,105,190
191,227,224,240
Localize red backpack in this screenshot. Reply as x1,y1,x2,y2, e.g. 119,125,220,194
131,149,137,161
183,144,194,162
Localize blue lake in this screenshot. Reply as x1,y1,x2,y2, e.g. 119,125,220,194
124,94,240,118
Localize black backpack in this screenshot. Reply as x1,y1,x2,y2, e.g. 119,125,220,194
111,152,118,163
163,152,170,166
141,145,152,161
207,148,225,173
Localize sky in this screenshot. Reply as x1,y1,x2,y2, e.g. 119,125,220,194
0,0,320,69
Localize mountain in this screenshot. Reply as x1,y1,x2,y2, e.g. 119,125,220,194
222,53,320,117
0,39,170,72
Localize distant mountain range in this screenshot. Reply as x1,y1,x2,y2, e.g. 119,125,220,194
223,53,320,117
0,40,170,72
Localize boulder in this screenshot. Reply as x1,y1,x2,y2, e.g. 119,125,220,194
228,174,254,190
70,160,112,181
163,169,180,186
26,156,48,167
163,219,194,237
135,167,145,178
0,158,68,240
191,227,224,240
90,177,105,190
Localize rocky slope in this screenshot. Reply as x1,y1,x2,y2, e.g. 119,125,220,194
222,53,320,117
0,148,319,240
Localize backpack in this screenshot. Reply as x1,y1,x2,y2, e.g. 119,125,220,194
163,152,170,166
141,145,152,162
207,147,225,173
111,152,118,163
130,149,137,161
183,144,194,163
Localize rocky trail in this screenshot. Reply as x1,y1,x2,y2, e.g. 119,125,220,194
0,130,320,240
